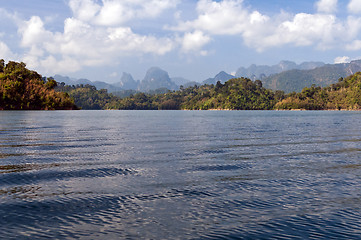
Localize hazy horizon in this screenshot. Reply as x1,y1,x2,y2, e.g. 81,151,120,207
50,59,331,84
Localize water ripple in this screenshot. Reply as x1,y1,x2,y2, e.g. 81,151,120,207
0,167,136,187
1,111,361,239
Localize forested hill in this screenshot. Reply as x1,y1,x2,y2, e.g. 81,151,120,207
59,72,361,111
0,60,77,110
275,72,361,110
262,60,361,93
58,78,285,110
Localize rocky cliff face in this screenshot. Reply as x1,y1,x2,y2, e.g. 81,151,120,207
346,60,361,76
117,72,139,90
138,67,178,91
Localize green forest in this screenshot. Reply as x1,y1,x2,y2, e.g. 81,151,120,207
0,60,76,110
275,73,361,110
2,59,361,111
57,78,285,110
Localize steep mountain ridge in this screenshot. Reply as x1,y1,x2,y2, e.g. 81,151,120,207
236,61,325,80
138,67,178,91
203,71,235,85
262,60,361,93
52,60,361,94
117,72,139,90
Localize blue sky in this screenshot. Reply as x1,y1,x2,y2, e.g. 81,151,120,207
1,0,361,83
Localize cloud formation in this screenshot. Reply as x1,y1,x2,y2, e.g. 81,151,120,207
170,0,361,51
334,56,350,63
69,0,179,25
2,0,361,75
0,41,16,60
13,0,178,74
316,0,338,13
348,0,361,14
180,30,211,55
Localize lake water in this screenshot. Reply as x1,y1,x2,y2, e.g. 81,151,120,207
1,110,361,239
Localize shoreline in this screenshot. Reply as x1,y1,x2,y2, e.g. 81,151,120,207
2,108,361,111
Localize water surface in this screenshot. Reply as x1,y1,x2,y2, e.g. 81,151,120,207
1,110,361,239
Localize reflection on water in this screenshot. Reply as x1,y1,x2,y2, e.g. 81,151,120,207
1,110,361,239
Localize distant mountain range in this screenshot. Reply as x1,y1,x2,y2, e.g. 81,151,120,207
203,71,235,85
54,67,194,93
53,74,124,93
262,60,361,93
235,60,325,80
53,60,361,94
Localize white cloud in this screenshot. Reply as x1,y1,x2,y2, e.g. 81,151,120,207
142,0,180,18
170,0,355,51
4,0,361,76
69,0,100,22
180,31,211,54
334,56,350,63
107,27,174,55
13,2,177,75
344,16,361,40
69,0,179,26
19,16,53,48
316,0,338,13
95,1,133,26
0,41,16,60
348,0,361,14
273,13,340,48
171,0,255,35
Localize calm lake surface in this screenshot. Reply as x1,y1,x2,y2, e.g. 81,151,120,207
1,110,361,239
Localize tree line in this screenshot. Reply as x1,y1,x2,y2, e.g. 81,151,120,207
2,59,361,111
56,78,286,110
58,72,361,111
275,73,361,110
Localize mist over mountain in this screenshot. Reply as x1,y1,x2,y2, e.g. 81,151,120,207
53,75,122,93
182,81,200,88
53,67,180,93
53,75,93,86
52,60,361,94
171,77,192,86
236,61,325,80
116,72,139,90
203,71,235,85
138,67,178,92
92,81,123,93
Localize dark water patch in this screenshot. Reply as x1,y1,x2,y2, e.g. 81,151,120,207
202,149,228,154
0,143,57,148
0,164,59,174
192,164,248,172
0,167,136,187
0,187,217,239
0,141,118,151
224,137,361,149
0,185,42,200
0,153,32,159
